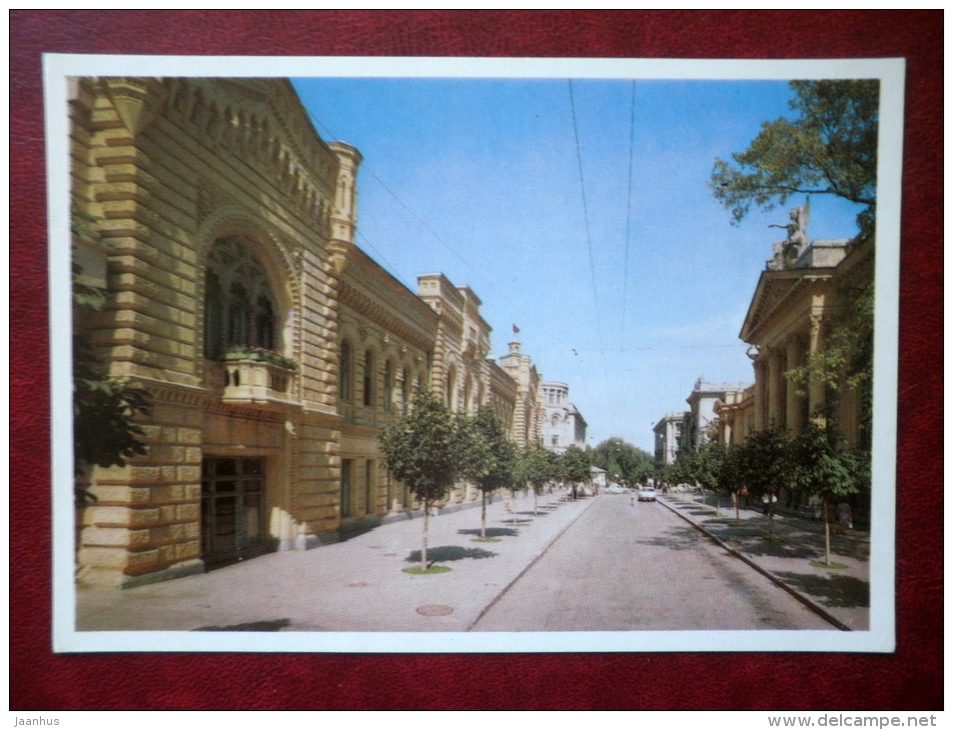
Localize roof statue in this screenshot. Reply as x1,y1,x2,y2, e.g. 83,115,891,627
767,197,810,270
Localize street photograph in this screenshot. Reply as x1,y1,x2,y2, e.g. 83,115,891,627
49,55,902,653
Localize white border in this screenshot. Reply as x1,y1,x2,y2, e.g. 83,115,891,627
46,54,903,654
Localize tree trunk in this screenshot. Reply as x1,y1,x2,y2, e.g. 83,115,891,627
824,499,832,566
422,498,430,570
481,492,487,539
534,489,539,516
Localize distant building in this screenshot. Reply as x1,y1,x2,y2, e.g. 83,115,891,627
653,412,688,467
496,339,544,448
540,381,587,453
685,379,751,448
713,384,755,447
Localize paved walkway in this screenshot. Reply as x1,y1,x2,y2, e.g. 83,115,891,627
659,492,870,630
77,492,594,633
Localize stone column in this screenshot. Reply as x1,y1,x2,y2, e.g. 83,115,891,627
767,350,783,429
808,314,827,421
786,337,803,435
753,358,767,431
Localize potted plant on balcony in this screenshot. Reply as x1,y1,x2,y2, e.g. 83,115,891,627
222,346,296,371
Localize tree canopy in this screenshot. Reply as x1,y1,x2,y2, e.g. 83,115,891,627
710,79,879,239
590,437,655,486
379,390,459,507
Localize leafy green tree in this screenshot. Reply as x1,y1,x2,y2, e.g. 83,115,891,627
559,444,591,500
710,79,879,238
457,407,517,538
518,441,556,515
590,437,655,487
73,261,152,498
379,391,459,570
712,79,878,454
789,422,865,566
735,426,792,537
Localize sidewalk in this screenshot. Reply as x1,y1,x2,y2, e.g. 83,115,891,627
77,492,595,633
658,492,870,630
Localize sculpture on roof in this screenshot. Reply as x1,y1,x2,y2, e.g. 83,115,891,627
767,198,810,270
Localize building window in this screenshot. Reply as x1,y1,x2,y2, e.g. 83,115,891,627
341,459,353,518
383,361,394,412
363,350,375,407
551,435,558,446
339,342,352,400
401,367,410,415
204,237,279,359
365,460,375,515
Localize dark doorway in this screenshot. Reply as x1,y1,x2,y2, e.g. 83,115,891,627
201,456,274,570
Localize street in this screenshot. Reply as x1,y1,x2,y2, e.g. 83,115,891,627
472,494,835,631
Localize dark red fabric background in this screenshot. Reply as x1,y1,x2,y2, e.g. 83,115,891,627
10,10,942,711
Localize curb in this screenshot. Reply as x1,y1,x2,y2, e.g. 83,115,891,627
658,497,852,632
465,496,597,631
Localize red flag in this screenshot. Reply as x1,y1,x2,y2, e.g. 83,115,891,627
513,324,520,334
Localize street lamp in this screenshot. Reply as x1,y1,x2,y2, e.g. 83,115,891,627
746,345,760,361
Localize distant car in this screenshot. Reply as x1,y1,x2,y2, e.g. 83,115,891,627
637,486,658,502
605,484,627,494
672,483,692,493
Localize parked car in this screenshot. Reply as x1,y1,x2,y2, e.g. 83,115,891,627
605,483,627,494
637,486,658,502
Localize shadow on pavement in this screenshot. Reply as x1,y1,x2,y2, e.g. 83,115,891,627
635,525,702,552
406,546,498,563
457,527,521,538
774,571,870,608
515,510,549,517
194,618,292,631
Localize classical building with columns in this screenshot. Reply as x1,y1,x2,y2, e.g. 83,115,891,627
739,235,873,448
653,412,688,467
684,379,751,448
69,77,552,587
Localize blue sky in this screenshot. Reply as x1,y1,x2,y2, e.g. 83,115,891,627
292,77,864,452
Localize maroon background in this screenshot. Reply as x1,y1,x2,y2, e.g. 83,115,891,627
11,10,942,711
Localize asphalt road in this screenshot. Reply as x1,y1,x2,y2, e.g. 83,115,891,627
471,494,836,632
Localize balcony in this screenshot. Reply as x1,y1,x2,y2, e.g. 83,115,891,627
216,349,299,411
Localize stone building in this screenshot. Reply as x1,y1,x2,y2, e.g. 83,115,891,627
712,384,755,447
653,412,688,467
69,77,549,587
540,381,587,453
739,235,873,448
496,339,544,448
684,379,751,448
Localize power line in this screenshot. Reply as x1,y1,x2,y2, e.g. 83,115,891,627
621,80,636,344
303,105,558,344
567,80,610,398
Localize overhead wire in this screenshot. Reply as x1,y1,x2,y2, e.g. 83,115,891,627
302,105,559,345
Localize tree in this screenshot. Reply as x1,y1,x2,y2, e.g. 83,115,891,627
590,437,655,487
518,441,556,516
710,79,879,239
789,422,865,566
457,406,517,538
559,444,591,500
734,426,792,538
674,440,733,512
73,260,152,499
379,391,459,571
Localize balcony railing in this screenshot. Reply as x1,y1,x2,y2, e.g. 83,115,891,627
214,351,298,410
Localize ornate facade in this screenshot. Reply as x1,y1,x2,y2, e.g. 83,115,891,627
70,77,551,587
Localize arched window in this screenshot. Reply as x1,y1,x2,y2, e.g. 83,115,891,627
383,361,394,412
204,237,279,359
363,350,375,407
401,367,410,415
339,341,352,400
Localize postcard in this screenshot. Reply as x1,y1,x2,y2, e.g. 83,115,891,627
47,54,903,653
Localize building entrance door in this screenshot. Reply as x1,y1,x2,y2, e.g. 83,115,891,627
201,456,272,570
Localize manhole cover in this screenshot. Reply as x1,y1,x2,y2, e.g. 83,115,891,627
416,604,454,617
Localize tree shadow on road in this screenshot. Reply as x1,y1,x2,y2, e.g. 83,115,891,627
457,527,520,538
774,571,870,608
194,618,292,631
515,510,549,517
405,546,498,563
635,525,703,551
